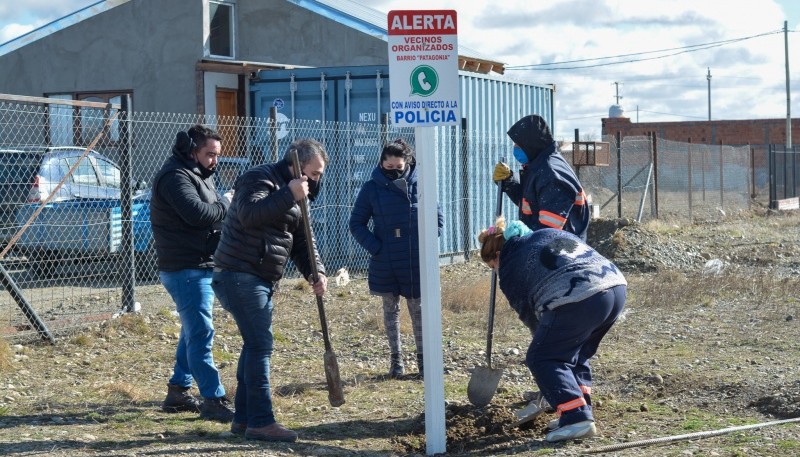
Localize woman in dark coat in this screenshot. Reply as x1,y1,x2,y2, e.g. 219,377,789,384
349,139,443,378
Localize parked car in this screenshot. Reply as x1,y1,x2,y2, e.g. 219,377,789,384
1,146,151,278
6,148,249,279
0,146,142,241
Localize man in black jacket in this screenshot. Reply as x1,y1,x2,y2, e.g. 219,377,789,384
212,138,328,442
150,124,234,422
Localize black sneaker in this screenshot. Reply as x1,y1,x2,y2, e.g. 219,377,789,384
200,396,235,422
162,384,201,413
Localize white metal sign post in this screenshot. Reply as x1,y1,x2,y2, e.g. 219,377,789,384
388,9,459,456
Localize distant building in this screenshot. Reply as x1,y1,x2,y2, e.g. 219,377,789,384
602,115,798,149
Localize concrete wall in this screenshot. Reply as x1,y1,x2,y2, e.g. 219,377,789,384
0,0,203,114
237,0,388,68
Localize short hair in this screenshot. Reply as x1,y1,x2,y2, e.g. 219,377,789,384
380,138,414,164
282,138,329,167
187,124,223,152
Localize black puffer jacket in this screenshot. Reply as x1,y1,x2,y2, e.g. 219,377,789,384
213,159,325,283
150,150,227,271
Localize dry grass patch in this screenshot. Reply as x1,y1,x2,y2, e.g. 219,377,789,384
95,381,148,403
0,338,12,372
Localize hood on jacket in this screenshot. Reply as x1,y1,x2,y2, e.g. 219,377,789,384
507,114,556,163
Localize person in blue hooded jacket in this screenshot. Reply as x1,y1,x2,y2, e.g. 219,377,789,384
478,216,626,442
349,138,444,379
493,114,590,241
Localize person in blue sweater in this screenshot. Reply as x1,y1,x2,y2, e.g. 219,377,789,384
477,216,627,442
493,114,590,241
349,138,443,378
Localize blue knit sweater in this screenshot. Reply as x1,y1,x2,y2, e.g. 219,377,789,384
498,224,626,329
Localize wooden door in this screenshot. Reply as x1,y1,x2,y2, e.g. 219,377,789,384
215,89,239,157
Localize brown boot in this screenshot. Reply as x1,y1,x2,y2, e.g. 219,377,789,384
245,422,298,442
199,396,235,422
162,384,201,413
230,421,247,435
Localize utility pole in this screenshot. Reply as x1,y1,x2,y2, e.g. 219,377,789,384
785,21,792,148
706,67,712,121
613,82,623,105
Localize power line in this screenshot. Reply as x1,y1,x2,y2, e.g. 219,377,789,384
506,30,783,71
637,110,707,119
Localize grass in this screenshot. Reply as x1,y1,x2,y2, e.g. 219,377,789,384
0,338,12,372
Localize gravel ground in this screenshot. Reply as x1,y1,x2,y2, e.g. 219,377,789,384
1,207,799,456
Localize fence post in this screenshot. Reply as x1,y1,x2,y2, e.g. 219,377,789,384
381,113,389,147
616,131,622,218
460,118,471,260
269,106,278,163
768,145,776,208
719,140,724,208
688,138,693,221
119,94,136,312
650,132,658,219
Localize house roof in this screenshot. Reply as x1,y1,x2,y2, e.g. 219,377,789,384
0,0,127,56
1,0,506,74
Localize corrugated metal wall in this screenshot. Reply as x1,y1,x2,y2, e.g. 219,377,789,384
249,66,554,266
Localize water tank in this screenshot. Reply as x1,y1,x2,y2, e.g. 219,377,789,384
609,104,624,118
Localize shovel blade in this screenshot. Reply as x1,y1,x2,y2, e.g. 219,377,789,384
323,350,345,407
467,366,503,407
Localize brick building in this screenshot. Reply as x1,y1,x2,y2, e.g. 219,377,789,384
602,116,799,148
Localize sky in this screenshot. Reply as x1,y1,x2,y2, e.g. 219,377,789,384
2,0,799,141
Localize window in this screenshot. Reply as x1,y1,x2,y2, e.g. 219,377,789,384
45,92,130,148
94,157,122,189
209,1,234,58
65,157,100,186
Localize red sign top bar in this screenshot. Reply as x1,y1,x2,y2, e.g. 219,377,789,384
388,10,457,36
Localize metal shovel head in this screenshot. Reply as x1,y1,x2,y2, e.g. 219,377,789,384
467,365,503,407
324,350,345,407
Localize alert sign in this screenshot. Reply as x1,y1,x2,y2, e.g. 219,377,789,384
388,10,460,127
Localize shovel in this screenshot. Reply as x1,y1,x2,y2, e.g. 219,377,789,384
291,151,345,407
467,174,505,407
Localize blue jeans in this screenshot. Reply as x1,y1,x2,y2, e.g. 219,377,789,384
212,269,275,428
159,269,225,399
527,285,626,427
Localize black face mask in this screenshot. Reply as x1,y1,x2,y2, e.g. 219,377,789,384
305,174,322,202
381,167,405,181
197,163,216,179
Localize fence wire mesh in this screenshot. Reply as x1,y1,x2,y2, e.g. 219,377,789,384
0,94,769,341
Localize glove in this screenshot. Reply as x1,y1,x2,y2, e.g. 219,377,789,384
219,189,234,207
493,162,512,183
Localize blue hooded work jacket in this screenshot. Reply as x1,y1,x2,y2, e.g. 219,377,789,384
504,114,590,241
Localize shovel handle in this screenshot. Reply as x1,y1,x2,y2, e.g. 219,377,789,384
486,158,505,367
290,150,344,406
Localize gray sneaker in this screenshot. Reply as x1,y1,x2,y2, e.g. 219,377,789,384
546,420,597,442
162,384,201,413
199,396,235,423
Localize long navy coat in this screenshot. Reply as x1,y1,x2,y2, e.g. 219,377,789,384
349,164,444,299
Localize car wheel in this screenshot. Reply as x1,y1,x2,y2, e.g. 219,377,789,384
27,249,60,279
135,241,158,281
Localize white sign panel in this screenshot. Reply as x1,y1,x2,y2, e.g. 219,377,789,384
388,10,460,127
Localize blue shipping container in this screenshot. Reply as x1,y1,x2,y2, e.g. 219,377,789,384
249,65,555,272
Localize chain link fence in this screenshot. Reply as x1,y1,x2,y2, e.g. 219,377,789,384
572,135,758,223
0,94,768,341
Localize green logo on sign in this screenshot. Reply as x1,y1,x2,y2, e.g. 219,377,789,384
409,65,439,97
